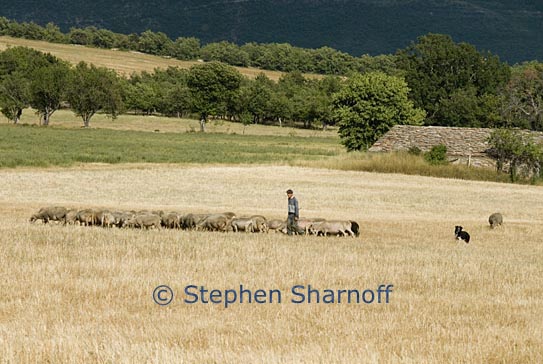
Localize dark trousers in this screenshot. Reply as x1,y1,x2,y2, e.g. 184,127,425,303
287,214,299,235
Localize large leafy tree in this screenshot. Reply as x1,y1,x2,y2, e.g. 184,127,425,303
29,62,70,125
186,62,242,132
0,46,59,123
170,37,201,61
332,72,425,151
137,30,172,55
0,72,29,123
396,33,510,127
487,128,543,182
243,73,275,123
65,62,124,127
500,62,543,131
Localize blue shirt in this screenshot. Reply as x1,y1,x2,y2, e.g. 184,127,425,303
288,196,299,217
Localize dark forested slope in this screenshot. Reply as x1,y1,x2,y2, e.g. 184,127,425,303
2,0,542,63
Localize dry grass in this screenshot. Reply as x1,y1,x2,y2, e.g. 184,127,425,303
0,36,320,81
0,165,542,363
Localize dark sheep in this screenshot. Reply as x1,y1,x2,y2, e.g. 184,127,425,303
488,213,503,229
30,206,68,224
350,221,360,237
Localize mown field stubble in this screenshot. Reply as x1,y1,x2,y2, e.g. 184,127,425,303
0,165,542,363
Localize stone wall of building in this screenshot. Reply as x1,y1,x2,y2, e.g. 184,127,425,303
369,125,543,169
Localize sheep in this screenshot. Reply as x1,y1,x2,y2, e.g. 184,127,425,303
29,206,68,224
455,226,470,243
296,218,326,235
249,215,268,233
75,209,97,226
65,209,79,225
350,220,360,237
197,214,229,232
267,219,287,233
489,213,503,229
309,220,357,237
125,214,161,229
231,217,254,232
113,211,134,228
101,212,116,228
162,212,181,229
181,213,208,230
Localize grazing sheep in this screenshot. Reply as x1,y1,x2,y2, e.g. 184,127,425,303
95,209,111,227
309,220,356,237
181,213,208,230
231,217,254,232
65,209,78,225
198,214,229,232
297,218,326,235
455,226,470,243
30,206,68,224
101,212,116,228
75,209,97,226
125,214,161,229
113,211,134,228
250,215,268,233
162,212,181,229
350,221,360,237
489,213,503,229
267,219,287,233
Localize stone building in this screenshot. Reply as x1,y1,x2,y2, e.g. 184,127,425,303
369,125,543,169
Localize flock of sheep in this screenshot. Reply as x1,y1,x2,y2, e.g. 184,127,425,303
29,206,361,237
29,206,503,240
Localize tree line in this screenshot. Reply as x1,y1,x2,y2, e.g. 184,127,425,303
1,30,542,157
0,46,343,130
0,17,396,76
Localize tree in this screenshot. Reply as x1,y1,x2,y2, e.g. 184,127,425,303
487,128,543,182
0,46,59,123
137,30,172,55
30,62,70,125
332,72,425,151
186,62,242,132
200,41,249,67
311,46,354,75
244,73,275,123
65,62,124,127
396,33,510,127
500,62,543,131
171,37,200,60
0,72,29,123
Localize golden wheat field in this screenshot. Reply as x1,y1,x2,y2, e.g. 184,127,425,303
0,164,542,363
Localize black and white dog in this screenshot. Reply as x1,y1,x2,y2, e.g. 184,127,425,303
455,226,470,243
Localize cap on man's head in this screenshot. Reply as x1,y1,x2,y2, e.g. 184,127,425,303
286,189,293,194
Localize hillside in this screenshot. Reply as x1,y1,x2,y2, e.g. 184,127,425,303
2,0,543,64
0,36,292,80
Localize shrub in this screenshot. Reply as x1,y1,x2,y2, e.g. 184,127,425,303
424,144,448,165
408,146,422,156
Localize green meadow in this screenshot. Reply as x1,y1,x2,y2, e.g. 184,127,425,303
0,124,342,168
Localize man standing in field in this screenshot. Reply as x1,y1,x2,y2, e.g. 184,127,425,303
286,189,300,235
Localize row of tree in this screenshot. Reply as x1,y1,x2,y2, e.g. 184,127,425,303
1,34,542,155
0,46,343,130
0,16,395,76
